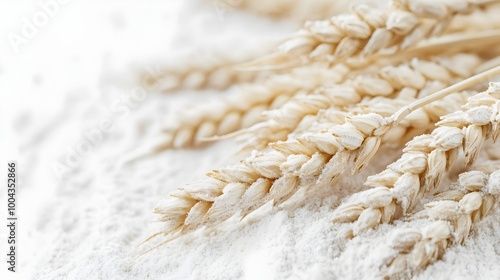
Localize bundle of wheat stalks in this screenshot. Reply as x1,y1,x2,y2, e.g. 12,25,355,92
140,0,500,277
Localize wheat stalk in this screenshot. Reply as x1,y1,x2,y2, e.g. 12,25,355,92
236,54,483,151
243,0,495,69
331,82,500,237
383,169,499,277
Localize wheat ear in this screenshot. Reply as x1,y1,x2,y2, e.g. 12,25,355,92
162,82,296,149
236,54,483,151
243,0,492,69
332,82,500,236
383,169,500,276
155,67,343,149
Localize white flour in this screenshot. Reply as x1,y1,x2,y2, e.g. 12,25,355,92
1,1,499,279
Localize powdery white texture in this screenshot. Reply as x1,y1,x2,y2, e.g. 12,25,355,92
3,1,500,280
